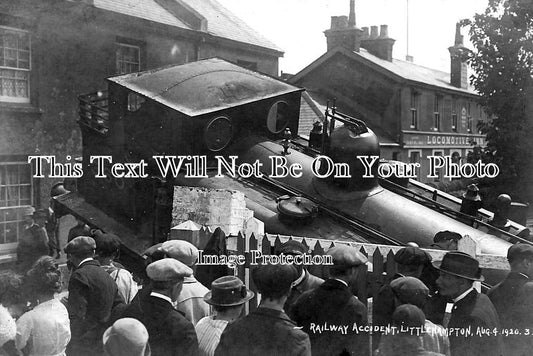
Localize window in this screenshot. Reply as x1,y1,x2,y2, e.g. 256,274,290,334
0,162,32,245
432,150,444,182
410,91,419,129
433,95,441,131
467,102,473,133
116,42,140,75
409,150,421,180
0,27,31,103
451,97,458,132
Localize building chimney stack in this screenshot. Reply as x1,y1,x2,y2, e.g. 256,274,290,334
361,27,369,40
361,24,395,61
454,22,463,46
348,0,356,27
448,21,468,89
324,0,363,52
379,25,388,38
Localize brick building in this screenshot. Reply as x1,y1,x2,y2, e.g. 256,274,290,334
0,0,282,262
291,1,487,184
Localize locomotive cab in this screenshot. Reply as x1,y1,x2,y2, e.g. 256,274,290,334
77,58,304,238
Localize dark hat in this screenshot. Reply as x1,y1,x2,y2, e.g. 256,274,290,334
507,243,533,263
394,246,431,265
50,182,69,198
390,276,429,309
276,240,308,255
204,276,254,306
433,251,484,281
433,231,463,243
22,206,35,217
161,240,198,266
32,209,49,219
252,263,298,296
327,245,368,268
463,184,481,202
146,258,192,282
64,236,96,255
392,304,425,329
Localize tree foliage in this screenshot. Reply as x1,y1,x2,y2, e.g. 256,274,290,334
463,0,533,200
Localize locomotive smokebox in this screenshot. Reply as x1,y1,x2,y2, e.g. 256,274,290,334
324,124,380,191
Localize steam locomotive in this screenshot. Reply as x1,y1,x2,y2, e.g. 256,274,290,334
56,58,529,266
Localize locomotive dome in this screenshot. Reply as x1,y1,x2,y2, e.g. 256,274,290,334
326,124,380,190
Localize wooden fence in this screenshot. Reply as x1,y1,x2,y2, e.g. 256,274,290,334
185,226,510,314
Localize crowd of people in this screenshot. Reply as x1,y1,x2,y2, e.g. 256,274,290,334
1,221,533,356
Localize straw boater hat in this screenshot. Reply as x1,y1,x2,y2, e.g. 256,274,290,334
203,276,254,307
433,251,484,281
463,184,481,202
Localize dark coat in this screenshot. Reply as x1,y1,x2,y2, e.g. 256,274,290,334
67,259,121,355
123,291,199,356
214,307,311,356
16,224,49,272
447,289,503,356
291,279,369,356
488,272,533,356
285,270,324,317
68,259,119,327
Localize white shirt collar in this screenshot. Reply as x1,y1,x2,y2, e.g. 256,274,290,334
332,278,348,287
78,257,94,267
150,292,173,304
453,287,474,304
518,272,529,279
292,270,306,287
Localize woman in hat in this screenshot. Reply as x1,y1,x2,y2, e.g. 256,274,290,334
195,276,254,356
15,256,71,356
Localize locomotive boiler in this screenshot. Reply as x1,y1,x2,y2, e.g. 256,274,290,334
56,58,529,266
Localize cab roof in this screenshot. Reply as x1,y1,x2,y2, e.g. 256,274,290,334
107,58,303,117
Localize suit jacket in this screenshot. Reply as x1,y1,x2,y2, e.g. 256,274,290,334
447,290,503,356
488,272,533,356
291,279,369,356
67,260,119,333
16,224,49,272
285,270,324,317
177,276,210,325
214,307,310,356
124,291,199,356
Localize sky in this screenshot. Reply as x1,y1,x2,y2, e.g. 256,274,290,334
216,0,489,75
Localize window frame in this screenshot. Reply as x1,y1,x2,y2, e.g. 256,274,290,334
0,161,33,247
433,95,442,132
409,90,419,130
115,42,141,75
467,102,473,133
451,97,458,132
0,25,31,103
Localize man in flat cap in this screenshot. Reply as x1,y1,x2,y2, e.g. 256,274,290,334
161,239,210,325
291,245,369,356
16,209,49,272
488,243,533,356
431,231,463,251
374,246,431,346
215,263,311,356
124,258,199,356
434,251,502,356
64,236,122,356
381,276,450,356
276,240,324,316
